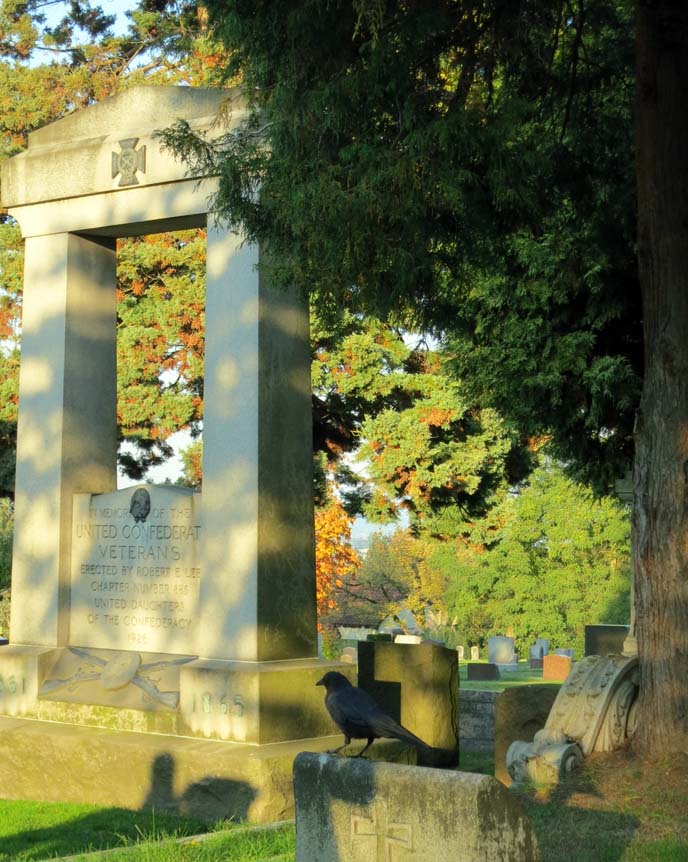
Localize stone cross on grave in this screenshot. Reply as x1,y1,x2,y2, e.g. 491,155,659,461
351,803,413,861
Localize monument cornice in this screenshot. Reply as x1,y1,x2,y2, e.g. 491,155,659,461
0,85,244,214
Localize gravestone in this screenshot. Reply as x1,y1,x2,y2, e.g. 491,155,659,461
554,648,574,659
585,624,629,657
457,645,465,660
470,645,480,661
467,662,500,681
535,638,550,655
528,645,544,670
394,634,422,644
488,635,518,670
0,85,350,819
508,655,638,786
357,640,459,767
543,654,572,682
293,753,540,862
340,646,357,663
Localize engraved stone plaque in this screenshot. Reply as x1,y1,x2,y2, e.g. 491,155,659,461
70,485,201,654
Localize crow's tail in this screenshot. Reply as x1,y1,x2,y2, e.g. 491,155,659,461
373,713,431,750
393,723,432,750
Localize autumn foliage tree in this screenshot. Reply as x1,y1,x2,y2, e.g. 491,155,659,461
116,230,206,478
314,501,360,629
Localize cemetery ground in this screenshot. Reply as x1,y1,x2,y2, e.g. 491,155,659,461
0,748,685,861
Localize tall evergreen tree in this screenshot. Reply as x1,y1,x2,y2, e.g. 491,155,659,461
158,0,687,755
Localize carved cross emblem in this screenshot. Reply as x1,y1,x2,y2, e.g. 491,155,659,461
351,803,413,861
112,137,146,187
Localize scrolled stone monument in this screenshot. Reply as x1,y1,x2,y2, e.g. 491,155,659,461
507,654,639,785
0,86,353,820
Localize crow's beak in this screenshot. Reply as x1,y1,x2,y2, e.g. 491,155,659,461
316,677,324,686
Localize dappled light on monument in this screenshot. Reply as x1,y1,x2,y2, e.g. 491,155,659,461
0,86,347,823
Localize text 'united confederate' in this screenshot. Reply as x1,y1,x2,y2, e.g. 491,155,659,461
76,523,200,541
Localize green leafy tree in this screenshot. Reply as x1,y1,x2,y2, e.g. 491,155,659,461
159,0,639,492
440,463,631,657
358,371,531,538
356,530,432,623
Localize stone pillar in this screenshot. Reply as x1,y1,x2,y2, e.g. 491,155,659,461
198,224,317,662
11,232,117,647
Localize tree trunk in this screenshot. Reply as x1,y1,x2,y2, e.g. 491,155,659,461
632,0,688,755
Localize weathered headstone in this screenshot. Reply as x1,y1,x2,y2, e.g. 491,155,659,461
507,655,638,786
543,654,572,682
357,640,459,767
470,645,480,661
457,645,465,660
467,662,500,681
585,624,629,657
529,645,543,669
488,635,518,670
459,689,498,753
293,753,540,862
554,648,574,659
535,638,550,656
0,85,350,820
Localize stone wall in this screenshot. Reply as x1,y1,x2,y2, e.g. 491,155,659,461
459,689,498,753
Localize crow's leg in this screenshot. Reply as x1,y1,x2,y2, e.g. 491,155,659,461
327,736,351,755
354,737,375,758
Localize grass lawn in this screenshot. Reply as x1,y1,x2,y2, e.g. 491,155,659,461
515,749,688,862
62,822,296,862
1,750,686,861
459,658,558,691
0,802,211,861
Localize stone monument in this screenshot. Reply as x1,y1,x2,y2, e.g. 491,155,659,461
0,86,357,820
487,635,518,671
507,654,638,785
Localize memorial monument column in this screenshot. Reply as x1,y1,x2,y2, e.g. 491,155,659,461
11,232,117,647
199,224,317,661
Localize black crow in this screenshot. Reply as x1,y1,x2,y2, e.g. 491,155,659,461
316,670,431,757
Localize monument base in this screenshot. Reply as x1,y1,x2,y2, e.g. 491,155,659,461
179,657,356,744
0,647,353,742
0,716,416,823
0,647,377,820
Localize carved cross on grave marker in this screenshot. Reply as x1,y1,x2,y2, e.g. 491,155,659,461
351,802,413,861
111,137,146,186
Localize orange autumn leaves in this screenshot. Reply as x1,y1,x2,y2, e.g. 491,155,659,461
314,501,360,630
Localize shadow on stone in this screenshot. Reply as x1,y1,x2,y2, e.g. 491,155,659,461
143,751,257,822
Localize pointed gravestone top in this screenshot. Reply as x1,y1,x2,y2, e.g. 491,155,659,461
1,85,243,211
28,85,240,148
